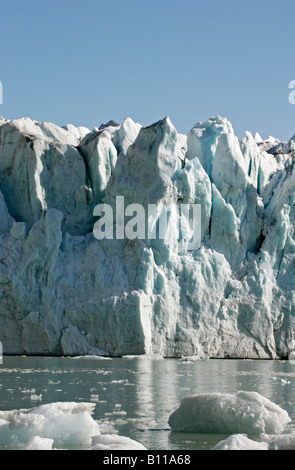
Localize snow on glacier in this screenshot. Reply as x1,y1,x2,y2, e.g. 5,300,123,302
0,114,295,357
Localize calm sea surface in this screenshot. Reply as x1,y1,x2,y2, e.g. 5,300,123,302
1,356,295,450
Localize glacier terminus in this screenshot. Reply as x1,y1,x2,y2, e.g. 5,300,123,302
0,114,295,359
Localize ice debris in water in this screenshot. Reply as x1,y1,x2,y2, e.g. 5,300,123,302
91,434,146,450
0,402,146,450
168,391,291,434
213,433,295,451
212,434,269,451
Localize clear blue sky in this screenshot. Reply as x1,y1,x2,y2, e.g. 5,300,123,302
0,0,294,141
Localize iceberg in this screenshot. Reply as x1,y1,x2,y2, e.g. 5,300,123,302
212,434,269,451
0,401,146,450
168,391,291,434
259,433,295,450
90,434,146,451
213,433,295,451
0,402,100,449
22,436,54,451
0,114,295,358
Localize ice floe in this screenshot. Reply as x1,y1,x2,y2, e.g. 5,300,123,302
169,391,291,434
0,402,146,450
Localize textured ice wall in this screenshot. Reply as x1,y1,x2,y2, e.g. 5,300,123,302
0,114,295,358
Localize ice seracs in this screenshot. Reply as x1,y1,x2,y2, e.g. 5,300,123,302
0,114,295,358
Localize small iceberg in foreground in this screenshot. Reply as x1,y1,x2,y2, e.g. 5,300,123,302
0,402,146,450
91,434,146,450
212,434,269,450
168,391,291,435
212,433,295,451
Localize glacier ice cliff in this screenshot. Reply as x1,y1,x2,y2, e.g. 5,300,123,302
0,114,295,358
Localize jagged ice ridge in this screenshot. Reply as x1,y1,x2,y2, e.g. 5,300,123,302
0,114,295,358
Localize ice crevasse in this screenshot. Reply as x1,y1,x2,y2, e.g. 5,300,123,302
0,114,295,358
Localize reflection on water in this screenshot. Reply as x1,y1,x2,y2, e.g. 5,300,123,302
1,356,295,450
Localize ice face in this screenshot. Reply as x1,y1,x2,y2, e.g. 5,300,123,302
0,115,295,358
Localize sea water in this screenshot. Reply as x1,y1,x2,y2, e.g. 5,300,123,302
0,355,295,450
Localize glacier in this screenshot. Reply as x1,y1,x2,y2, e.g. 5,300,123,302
0,114,295,358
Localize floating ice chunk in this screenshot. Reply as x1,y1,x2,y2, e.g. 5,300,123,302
71,355,111,360
91,434,147,450
214,432,295,451
260,433,295,450
110,379,128,384
0,402,147,451
212,434,269,450
90,395,99,402
168,391,291,434
30,394,42,401
280,378,291,385
0,402,100,449
180,355,201,362
22,436,54,450
122,354,164,360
